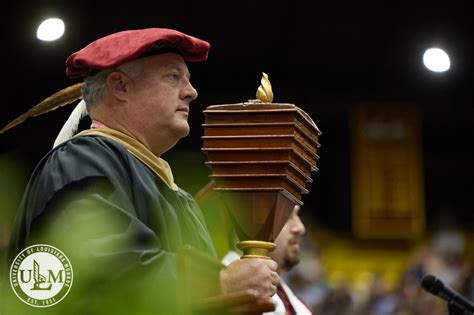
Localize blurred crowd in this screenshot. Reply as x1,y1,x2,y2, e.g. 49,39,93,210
285,221,474,315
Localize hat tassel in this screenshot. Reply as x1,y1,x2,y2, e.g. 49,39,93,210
0,83,84,134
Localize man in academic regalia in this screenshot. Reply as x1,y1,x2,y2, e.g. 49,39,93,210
4,28,279,314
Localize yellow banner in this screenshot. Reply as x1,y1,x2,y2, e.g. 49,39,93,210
350,104,425,239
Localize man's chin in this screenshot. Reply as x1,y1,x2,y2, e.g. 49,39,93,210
174,123,190,138
283,255,301,271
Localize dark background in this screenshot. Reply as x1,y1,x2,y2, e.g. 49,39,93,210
0,0,472,233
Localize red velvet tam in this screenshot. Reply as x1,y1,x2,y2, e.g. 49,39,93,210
66,28,210,78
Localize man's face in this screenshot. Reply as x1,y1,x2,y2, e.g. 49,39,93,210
125,53,198,149
270,205,306,273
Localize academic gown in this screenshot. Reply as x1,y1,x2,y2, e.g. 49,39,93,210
6,133,218,314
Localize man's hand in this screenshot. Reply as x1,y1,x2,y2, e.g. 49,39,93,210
220,258,279,297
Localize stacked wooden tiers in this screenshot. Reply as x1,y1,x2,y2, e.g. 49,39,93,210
202,101,321,242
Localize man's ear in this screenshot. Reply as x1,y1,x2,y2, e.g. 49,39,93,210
106,71,131,101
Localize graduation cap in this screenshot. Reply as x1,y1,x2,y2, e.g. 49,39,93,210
66,28,210,78
1,28,210,146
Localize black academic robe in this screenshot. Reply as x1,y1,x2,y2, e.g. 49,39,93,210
6,135,218,314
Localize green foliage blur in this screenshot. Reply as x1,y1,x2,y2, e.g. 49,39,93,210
0,158,221,315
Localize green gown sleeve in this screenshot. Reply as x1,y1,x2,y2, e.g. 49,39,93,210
6,135,219,315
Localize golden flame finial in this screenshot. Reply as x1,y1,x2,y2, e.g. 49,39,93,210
256,72,273,103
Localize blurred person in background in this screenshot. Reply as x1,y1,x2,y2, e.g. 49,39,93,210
223,205,313,314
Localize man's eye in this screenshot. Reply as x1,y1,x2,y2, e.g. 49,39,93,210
168,73,179,80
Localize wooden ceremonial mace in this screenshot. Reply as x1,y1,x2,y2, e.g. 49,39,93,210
201,73,321,259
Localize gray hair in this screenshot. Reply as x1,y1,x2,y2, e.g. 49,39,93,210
81,59,143,111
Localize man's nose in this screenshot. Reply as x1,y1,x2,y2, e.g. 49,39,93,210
291,215,306,236
181,81,198,101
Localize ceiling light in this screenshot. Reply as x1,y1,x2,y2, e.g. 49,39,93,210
36,18,65,42
423,48,450,72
